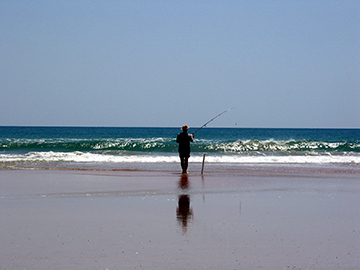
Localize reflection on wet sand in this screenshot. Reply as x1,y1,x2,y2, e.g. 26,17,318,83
178,173,190,190
176,174,193,233
177,195,192,233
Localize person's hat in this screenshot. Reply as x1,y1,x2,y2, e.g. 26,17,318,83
181,125,189,130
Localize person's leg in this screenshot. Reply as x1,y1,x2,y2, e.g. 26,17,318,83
180,157,186,174
184,157,189,173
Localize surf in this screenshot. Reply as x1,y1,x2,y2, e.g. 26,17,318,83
1,127,359,169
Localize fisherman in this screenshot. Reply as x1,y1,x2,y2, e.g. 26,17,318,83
176,125,194,174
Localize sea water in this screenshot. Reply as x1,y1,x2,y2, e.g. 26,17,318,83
0,126,359,170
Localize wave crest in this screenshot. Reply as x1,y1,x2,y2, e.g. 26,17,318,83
1,138,359,154
198,139,360,153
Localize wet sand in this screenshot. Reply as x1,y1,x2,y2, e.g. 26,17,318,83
1,167,359,269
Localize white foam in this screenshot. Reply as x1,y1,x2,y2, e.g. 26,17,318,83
1,152,360,165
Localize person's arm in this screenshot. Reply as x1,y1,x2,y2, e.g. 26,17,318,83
190,134,194,142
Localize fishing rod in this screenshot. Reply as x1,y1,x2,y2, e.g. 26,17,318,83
192,107,234,135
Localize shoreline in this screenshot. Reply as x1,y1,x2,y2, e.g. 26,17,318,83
1,167,359,269
2,159,360,173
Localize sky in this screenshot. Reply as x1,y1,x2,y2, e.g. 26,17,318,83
1,0,359,128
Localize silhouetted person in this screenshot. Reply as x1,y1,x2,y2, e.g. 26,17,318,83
176,125,194,174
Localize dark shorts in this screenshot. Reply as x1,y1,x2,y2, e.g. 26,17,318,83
179,152,190,158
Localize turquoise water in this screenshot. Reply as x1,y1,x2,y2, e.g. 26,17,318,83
1,126,359,169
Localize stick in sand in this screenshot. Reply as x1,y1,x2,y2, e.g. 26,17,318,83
201,153,206,175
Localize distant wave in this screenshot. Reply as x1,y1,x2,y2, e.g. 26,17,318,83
197,139,360,153
0,138,177,152
1,138,359,154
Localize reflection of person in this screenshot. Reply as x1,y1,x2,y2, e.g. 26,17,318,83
176,174,193,233
179,173,190,190
177,195,192,233
176,125,194,174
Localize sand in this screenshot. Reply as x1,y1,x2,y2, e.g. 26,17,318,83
1,166,359,269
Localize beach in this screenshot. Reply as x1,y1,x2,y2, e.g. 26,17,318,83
1,165,359,270
2,0,360,267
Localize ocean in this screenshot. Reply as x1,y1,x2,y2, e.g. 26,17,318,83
0,126,359,171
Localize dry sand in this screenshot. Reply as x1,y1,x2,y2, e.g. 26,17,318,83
1,167,359,269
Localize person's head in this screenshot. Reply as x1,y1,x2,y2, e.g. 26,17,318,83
181,125,189,132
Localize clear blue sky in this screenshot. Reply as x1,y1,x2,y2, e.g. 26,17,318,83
1,1,359,128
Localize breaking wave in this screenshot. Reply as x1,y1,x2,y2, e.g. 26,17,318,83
1,138,359,154
1,127,359,167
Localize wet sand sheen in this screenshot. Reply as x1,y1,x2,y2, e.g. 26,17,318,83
1,168,359,269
